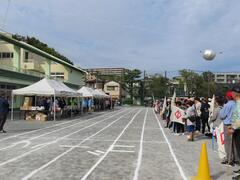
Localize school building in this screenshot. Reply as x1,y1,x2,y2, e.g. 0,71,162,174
0,32,86,108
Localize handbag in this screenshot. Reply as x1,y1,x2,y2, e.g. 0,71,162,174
188,115,196,122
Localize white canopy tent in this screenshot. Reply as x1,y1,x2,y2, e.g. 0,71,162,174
78,86,103,98
77,86,94,98
94,89,110,99
12,78,81,121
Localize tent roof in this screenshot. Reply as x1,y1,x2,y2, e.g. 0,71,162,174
78,87,103,98
12,78,81,96
95,89,110,98
105,81,119,86
78,86,94,97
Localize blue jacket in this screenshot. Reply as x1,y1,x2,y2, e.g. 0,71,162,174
0,97,9,114
220,100,235,125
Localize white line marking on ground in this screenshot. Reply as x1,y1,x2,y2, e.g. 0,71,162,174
0,110,124,152
87,151,100,156
95,150,105,154
31,142,51,149
110,150,135,153
0,140,32,151
0,111,114,143
114,145,135,148
21,109,136,180
60,145,89,149
64,138,166,144
154,109,187,180
0,109,129,168
0,120,78,143
80,109,142,180
133,109,148,180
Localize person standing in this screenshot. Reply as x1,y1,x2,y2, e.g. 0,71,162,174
201,98,210,135
194,97,202,133
220,91,236,165
0,95,10,133
209,97,224,128
228,86,240,179
182,100,196,141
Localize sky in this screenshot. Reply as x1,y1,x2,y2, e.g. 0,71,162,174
0,0,240,75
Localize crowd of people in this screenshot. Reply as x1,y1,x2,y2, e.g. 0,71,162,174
154,85,240,179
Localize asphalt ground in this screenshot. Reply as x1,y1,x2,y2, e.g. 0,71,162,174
0,107,237,180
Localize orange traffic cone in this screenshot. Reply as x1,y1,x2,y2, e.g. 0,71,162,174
193,142,211,180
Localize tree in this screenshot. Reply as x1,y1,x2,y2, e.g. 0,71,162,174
123,69,142,101
179,69,199,96
179,69,216,97
12,34,73,65
146,74,168,99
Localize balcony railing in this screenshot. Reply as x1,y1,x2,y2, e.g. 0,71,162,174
0,64,46,78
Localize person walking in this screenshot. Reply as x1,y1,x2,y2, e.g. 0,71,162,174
0,95,10,133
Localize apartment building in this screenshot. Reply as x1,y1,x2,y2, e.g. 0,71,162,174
86,68,127,77
213,72,240,84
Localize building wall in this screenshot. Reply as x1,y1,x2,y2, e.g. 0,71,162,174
0,39,86,108
214,73,240,84
51,64,85,89
0,42,15,67
104,81,121,100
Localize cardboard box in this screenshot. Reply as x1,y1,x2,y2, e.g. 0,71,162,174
25,112,35,121
23,97,33,107
35,113,47,121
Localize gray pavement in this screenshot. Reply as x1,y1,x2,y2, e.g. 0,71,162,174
0,107,237,180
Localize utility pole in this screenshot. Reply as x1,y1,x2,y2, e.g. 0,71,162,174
142,70,146,105
164,71,167,79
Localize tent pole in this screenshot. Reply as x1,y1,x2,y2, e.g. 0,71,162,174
11,94,14,121
54,94,56,121
71,97,73,117
111,97,113,109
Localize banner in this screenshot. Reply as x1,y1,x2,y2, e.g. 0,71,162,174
209,94,215,130
160,97,166,117
171,91,176,107
208,94,215,122
170,105,185,125
215,122,226,159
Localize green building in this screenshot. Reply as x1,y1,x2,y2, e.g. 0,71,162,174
0,32,86,108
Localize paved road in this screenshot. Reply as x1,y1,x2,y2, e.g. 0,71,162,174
0,107,237,180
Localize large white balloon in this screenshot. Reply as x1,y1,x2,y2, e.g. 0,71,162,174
202,49,216,61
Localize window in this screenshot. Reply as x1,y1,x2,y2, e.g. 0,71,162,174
216,79,224,82
107,86,116,91
0,52,14,59
51,72,64,80
25,52,29,60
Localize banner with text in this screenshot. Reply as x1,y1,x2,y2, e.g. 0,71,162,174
215,122,226,159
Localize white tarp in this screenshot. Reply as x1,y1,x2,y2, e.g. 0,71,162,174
12,78,80,97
